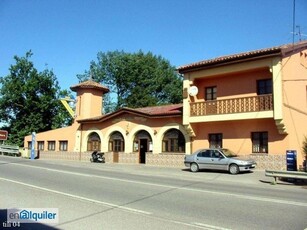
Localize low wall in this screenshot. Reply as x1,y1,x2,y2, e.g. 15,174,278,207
118,152,139,164
39,151,92,161
37,151,288,170
238,154,286,170
146,153,185,167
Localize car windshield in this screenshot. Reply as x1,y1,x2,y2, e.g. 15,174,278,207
221,149,238,157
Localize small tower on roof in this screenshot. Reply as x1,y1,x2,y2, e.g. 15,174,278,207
70,80,109,120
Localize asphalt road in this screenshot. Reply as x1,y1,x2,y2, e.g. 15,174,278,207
0,155,306,230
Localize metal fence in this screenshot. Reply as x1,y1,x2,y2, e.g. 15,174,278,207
0,145,20,156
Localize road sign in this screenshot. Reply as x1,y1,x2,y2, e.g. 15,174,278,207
0,130,8,141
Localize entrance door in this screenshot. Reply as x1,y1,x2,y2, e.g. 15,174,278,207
139,139,148,164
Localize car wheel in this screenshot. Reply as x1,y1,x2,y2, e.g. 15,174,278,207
229,164,239,175
190,163,199,172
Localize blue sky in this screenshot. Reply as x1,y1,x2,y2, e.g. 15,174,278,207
0,0,306,91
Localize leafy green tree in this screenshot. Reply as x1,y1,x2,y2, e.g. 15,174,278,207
0,51,72,146
52,89,74,128
78,50,182,112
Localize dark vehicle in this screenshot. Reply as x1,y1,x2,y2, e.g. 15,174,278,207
90,151,105,163
184,148,256,174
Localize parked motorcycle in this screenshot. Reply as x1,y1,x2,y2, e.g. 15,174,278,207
90,151,105,163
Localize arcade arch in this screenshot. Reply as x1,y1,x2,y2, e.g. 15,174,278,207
133,130,152,164
87,132,101,151
108,131,125,152
162,128,185,153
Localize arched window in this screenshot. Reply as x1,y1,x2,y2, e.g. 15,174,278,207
109,131,124,152
87,132,101,151
162,129,185,153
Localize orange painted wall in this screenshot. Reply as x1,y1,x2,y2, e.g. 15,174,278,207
24,122,80,151
190,119,287,155
281,50,307,165
193,68,271,101
75,88,103,119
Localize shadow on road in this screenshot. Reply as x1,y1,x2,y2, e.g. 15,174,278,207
260,178,307,187
181,168,254,175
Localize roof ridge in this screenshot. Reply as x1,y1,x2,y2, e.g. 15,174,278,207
70,80,110,93
178,40,307,72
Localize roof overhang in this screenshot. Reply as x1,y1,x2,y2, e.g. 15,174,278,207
77,105,183,124
177,41,307,74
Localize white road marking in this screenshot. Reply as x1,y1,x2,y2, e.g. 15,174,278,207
4,162,307,208
0,177,151,215
193,222,232,230
0,176,230,230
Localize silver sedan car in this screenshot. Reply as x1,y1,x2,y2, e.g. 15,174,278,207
184,148,256,174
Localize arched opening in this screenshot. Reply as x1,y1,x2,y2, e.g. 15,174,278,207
87,132,101,151
133,130,152,164
162,129,185,153
108,131,125,152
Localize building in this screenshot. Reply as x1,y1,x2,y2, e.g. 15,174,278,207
178,41,307,170
24,41,307,169
24,80,189,166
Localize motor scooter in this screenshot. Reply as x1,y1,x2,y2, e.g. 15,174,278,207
90,151,105,163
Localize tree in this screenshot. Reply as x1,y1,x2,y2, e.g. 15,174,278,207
52,89,74,128
0,51,72,146
78,50,182,112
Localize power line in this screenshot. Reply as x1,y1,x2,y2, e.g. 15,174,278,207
292,0,296,44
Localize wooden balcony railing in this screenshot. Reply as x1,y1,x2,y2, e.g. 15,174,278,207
190,94,273,116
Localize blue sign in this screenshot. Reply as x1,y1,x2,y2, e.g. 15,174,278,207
31,132,36,160
286,150,297,171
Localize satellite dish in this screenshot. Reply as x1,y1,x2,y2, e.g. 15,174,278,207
188,86,198,96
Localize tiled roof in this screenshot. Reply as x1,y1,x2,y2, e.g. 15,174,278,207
77,104,183,123
178,40,307,73
133,104,183,115
70,80,110,93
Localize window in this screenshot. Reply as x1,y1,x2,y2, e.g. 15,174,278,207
212,150,221,158
59,141,68,151
28,142,32,150
114,140,122,152
209,133,223,148
37,141,44,151
252,132,268,153
197,150,211,158
205,86,217,101
48,141,56,151
109,132,124,152
257,79,272,95
87,133,101,151
162,129,185,152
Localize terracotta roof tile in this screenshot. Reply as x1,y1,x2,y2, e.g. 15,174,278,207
178,40,307,73
77,104,183,123
133,104,183,115
70,80,110,93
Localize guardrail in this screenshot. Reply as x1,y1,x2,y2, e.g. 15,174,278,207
265,169,307,184
0,145,19,156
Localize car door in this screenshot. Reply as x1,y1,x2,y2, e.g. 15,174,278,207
210,150,228,170
196,150,212,169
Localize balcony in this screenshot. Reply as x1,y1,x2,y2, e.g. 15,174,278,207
190,94,273,116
